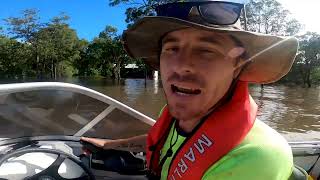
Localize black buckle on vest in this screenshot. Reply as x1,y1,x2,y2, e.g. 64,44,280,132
146,170,161,180
149,145,156,151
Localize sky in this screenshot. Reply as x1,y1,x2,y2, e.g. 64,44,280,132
0,0,129,41
0,0,319,41
277,0,320,35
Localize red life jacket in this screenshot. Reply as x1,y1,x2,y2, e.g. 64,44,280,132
146,81,258,179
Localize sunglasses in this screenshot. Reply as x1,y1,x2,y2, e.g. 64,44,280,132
155,1,244,25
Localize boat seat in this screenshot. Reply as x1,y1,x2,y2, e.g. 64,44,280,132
289,165,309,180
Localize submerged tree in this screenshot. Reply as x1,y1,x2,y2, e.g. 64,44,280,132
0,36,31,78
34,15,80,79
295,32,320,87
85,26,131,81
3,10,81,79
4,9,43,77
244,0,303,36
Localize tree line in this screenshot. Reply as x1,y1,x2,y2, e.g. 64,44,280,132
0,10,144,81
0,0,320,87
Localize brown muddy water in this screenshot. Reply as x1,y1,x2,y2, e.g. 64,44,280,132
1,77,320,141
72,78,320,141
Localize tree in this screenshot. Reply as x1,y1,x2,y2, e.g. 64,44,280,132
4,10,81,79
285,19,303,36
73,39,92,76
295,32,320,87
109,0,156,25
4,9,42,43
86,36,114,77
109,36,131,81
50,12,70,26
34,15,80,79
245,0,302,36
0,36,31,78
99,25,117,39
4,9,43,77
0,27,4,37
84,26,132,81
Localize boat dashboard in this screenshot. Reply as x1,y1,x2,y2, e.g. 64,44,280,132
0,136,147,180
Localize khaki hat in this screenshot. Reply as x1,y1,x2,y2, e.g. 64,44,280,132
122,4,299,84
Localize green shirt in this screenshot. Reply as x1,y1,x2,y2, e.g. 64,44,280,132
160,119,293,180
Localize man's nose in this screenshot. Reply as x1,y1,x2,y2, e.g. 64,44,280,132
174,48,195,74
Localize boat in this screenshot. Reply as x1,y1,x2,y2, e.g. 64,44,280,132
0,82,317,179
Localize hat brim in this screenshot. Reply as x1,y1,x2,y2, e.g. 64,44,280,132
123,16,299,84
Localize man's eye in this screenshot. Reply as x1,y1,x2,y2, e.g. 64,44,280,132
197,48,215,54
200,49,212,53
196,48,224,59
197,48,221,55
163,47,179,53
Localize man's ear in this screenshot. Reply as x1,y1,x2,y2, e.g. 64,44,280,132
228,47,245,59
226,47,246,78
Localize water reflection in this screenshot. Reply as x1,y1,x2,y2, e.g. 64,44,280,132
153,77,159,95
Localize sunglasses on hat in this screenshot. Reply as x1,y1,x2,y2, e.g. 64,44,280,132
155,1,244,25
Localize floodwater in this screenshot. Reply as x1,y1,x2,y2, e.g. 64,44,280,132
1,77,320,141
65,78,320,141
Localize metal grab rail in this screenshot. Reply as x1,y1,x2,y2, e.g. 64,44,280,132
289,141,320,149
289,141,320,145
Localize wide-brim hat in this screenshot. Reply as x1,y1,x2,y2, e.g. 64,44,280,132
123,15,299,84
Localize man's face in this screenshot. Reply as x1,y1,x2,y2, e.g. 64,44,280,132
160,28,242,122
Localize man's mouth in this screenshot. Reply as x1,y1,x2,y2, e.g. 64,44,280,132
171,84,201,95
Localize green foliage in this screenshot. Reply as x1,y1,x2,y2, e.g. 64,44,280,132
87,36,114,77
2,10,83,79
0,36,31,78
73,39,94,76
35,22,80,79
0,6,151,81
295,32,320,87
245,0,302,35
311,67,320,84
109,0,174,25
50,12,70,26
99,25,117,39
282,32,320,87
285,19,304,36
0,27,4,37
83,26,134,80
4,9,42,43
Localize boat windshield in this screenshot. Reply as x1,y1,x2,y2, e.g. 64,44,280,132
0,83,153,139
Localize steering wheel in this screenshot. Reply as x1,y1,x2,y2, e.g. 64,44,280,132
0,148,96,180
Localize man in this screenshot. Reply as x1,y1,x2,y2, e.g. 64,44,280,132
81,0,300,179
